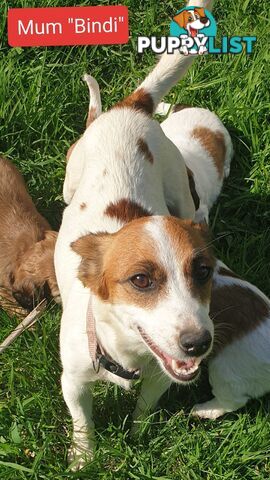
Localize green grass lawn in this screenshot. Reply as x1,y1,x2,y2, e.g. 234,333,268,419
0,0,270,478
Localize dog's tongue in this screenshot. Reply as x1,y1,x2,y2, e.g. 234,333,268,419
174,359,195,369
163,352,195,370
190,27,197,38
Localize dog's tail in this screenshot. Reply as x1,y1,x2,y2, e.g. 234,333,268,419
83,74,102,127
122,0,213,115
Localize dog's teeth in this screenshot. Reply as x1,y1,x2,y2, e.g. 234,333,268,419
171,358,198,376
171,359,178,371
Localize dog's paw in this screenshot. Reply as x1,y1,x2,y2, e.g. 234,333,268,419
191,399,226,419
68,444,94,471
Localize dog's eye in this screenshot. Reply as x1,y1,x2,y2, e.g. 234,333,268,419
130,274,152,290
194,264,213,284
188,16,193,21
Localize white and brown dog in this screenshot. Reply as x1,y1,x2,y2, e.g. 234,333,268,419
67,86,233,225
55,0,215,468
157,102,233,223
193,261,270,419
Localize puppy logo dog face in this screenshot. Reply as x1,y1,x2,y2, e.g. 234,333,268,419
173,7,210,37
72,216,215,384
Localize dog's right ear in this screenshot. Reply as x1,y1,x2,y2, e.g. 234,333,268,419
71,233,113,299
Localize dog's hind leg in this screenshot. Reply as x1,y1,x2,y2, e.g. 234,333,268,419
61,373,95,470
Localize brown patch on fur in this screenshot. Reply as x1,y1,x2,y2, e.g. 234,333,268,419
80,202,87,210
211,284,269,356
192,127,226,178
0,156,59,310
186,167,200,211
114,88,154,115
164,217,215,304
72,217,214,309
173,103,193,113
66,140,79,163
137,138,154,164
105,199,151,224
72,217,166,306
86,106,97,128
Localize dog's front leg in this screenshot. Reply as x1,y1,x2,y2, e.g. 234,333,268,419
131,362,171,434
62,373,95,470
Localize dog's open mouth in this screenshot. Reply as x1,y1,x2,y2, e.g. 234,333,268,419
138,327,200,383
189,27,197,38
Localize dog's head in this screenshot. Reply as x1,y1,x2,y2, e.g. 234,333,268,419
72,216,215,384
12,231,60,310
173,8,210,36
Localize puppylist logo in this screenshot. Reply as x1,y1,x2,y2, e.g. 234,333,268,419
137,6,256,55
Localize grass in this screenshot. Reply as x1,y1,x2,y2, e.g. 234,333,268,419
0,0,270,478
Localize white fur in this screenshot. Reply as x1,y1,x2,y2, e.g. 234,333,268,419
192,261,270,419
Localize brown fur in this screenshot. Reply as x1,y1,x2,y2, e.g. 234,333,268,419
72,217,214,309
0,156,59,311
72,218,167,306
137,138,154,164
114,88,154,116
163,217,215,304
192,127,226,178
105,199,151,224
211,281,269,355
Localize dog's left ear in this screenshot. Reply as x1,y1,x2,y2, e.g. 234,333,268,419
173,11,186,28
71,233,114,299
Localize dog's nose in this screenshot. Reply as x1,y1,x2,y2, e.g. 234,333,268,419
200,16,209,25
180,330,212,357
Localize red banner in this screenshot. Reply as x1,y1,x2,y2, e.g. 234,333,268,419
8,6,129,47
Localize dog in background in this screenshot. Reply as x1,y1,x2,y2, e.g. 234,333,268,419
0,156,59,311
192,261,270,419
157,102,233,223
78,81,233,224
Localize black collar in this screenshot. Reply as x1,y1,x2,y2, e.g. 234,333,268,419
96,352,140,380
